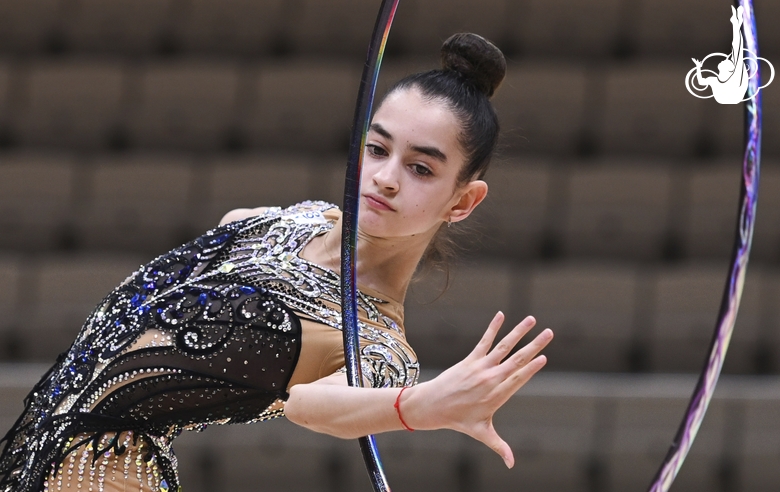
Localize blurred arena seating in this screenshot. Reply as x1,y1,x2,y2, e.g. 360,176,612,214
493,63,589,154
509,0,624,58
0,152,76,250
0,368,777,491
557,161,674,259
76,153,194,251
1,0,779,490
528,262,639,372
18,59,125,149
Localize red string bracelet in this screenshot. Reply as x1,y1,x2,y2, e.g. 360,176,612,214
394,386,414,432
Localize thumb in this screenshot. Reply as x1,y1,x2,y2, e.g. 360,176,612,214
473,423,515,469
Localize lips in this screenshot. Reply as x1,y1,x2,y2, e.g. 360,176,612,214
363,193,395,211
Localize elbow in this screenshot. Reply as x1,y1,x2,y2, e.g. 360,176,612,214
285,386,359,440
284,386,306,427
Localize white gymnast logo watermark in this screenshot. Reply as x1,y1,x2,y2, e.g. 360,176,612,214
685,6,774,104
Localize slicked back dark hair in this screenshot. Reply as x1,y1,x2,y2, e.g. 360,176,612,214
380,33,506,185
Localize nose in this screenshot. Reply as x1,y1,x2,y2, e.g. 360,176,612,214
371,157,400,193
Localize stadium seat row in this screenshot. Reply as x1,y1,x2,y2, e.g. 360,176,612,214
0,253,777,375
1,152,778,262
2,369,776,491
0,0,777,60
171,378,780,492
405,260,779,374
0,59,776,156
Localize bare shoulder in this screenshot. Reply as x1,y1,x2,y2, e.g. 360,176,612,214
218,206,272,226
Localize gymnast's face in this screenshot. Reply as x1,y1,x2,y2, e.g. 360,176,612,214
358,87,487,239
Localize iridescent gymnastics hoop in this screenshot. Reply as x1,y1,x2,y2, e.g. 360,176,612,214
338,0,763,491
648,0,761,489
339,1,399,491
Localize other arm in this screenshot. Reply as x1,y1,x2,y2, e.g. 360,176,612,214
285,313,553,468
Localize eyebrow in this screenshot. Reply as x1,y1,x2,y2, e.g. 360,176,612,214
411,145,448,163
369,123,449,163
370,123,393,140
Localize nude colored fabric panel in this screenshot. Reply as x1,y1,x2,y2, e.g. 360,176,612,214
44,432,166,492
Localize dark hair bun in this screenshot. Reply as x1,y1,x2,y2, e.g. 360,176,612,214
441,33,506,98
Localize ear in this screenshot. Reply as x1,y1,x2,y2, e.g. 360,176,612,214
447,180,488,224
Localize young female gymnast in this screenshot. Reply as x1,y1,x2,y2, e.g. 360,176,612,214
0,33,553,492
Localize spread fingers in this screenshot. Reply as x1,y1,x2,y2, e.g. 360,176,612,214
470,311,506,359
498,328,553,378
485,316,537,365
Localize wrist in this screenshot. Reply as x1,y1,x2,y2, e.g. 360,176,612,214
394,386,414,431
395,381,437,432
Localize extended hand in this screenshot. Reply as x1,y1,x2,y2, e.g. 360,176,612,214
692,58,702,67
402,313,553,468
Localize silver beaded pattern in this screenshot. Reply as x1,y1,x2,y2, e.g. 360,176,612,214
0,201,418,492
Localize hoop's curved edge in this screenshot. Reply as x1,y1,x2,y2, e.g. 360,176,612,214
647,0,761,490
340,1,400,492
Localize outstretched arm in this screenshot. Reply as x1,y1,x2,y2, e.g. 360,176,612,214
285,313,553,468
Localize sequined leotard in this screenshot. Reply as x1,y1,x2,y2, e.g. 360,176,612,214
0,201,419,492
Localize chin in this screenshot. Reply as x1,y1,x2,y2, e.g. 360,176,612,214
357,217,394,238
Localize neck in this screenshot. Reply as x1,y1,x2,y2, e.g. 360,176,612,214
301,215,438,303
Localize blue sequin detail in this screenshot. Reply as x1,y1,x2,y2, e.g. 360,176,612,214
130,293,147,308
208,232,232,246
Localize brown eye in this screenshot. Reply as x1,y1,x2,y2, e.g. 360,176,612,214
367,144,388,157
411,164,432,176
